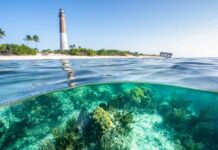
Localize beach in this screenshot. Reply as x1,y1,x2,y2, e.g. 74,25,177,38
0,53,157,60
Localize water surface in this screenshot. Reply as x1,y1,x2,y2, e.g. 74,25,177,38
1,58,218,103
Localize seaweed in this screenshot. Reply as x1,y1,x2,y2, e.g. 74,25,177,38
113,111,134,135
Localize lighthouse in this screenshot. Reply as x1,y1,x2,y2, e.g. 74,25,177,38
59,8,69,50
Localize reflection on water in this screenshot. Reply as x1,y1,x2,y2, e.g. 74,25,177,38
0,82,218,149
1,58,218,103
61,59,75,88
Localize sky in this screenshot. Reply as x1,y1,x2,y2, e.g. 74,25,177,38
1,0,218,57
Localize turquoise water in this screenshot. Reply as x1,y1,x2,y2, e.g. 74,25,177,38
0,82,218,150
1,58,218,103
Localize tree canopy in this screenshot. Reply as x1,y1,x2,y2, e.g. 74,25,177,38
0,28,5,39
41,45,145,56
33,35,40,43
0,44,38,55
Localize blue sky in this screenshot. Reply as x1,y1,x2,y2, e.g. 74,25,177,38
1,0,218,57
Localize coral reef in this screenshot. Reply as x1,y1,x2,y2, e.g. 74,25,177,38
1,83,218,149
108,86,155,112
0,93,64,149
157,97,218,150
40,106,134,150
92,107,113,133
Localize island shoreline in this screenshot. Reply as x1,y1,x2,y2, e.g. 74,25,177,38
0,54,159,60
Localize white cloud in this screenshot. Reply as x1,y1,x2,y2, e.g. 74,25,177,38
207,19,217,25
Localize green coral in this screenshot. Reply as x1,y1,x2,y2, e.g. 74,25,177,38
92,107,113,133
40,117,85,150
129,87,145,104
108,87,154,112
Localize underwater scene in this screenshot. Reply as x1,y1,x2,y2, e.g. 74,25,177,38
0,82,218,150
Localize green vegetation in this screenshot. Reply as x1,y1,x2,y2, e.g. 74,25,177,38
68,47,143,56
24,34,40,47
24,35,32,44
0,32,39,55
0,27,149,56
0,28,5,39
0,44,37,55
33,35,40,47
41,44,145,56
0,28,151,56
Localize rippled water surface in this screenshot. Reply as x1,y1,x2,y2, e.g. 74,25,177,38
1,58,218,103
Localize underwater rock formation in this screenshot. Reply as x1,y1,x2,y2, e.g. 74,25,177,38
76,107,90,135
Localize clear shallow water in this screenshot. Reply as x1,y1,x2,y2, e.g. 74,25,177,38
0,82,218,150
1,58,218,103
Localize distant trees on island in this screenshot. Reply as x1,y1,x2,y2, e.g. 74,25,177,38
24,35,40,47
0,28,5,39
0,44,38,55
0,43,145,56
0,28,39,55
42,44,145,56
0,43,148,56
0,42,145,56
0,28,152,56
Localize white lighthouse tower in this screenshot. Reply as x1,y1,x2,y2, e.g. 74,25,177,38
59,8,69,50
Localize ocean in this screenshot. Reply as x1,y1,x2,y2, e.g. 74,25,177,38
0,58,218,150
1,58,218,103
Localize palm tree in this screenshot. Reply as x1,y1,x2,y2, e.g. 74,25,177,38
24,35,33,45
69,44,76,49
33,35,40,48
0,28,6,39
